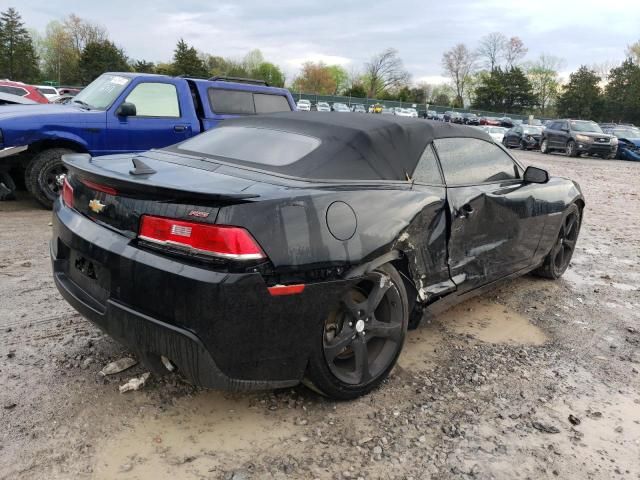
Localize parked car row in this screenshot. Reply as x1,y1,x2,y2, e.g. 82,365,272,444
295,100,418,117
0,80,81,105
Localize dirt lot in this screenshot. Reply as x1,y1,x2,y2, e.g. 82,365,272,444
1,150,639,480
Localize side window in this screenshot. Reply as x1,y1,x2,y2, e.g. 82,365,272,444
124,83,180,117
434,137,519,185
254,93,291,113
0,86,28,96
412,144,443,184
209,89,254,114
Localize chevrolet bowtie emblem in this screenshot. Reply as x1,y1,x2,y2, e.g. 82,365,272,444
88,199,106,214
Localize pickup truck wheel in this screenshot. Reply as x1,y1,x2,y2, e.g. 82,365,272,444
26,148,73,209
304,263,408,400
0,172,17,201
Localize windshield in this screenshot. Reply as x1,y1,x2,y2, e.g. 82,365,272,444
613,127,640,138
523,126,543,134
570,121,602,133
73,73,130,110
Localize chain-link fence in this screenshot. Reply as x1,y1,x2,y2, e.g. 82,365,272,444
290,91,533,120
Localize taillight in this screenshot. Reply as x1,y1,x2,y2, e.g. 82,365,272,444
138,215,265,260
62,177,74,207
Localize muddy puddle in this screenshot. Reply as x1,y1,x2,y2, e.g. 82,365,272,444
440,298,547,346
93,393,295,479
399,298,547,372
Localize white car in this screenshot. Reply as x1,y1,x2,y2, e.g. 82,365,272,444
393,108,413,118
332,102,350,112
35,85,60,101
486,126,508,144
296,99,311,111
317,102,331,112
405,108,418,118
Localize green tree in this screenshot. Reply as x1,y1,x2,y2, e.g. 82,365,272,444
0,7,39,82
472,67,535,113
556,66,603,120
79,40,129,83
525,54,563,116
432,92,451,106
131,59,155,73
327,65,348,95
172,39,207,77
252,62,284,86
603,59,640,124
342,83,367,98
626,41,640,64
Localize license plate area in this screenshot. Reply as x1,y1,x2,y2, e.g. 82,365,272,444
68,250,110,304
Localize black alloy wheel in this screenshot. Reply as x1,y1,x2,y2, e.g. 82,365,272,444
305,263,408,399
534,204,581,279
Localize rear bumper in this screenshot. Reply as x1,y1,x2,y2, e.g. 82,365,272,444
51,201,353,390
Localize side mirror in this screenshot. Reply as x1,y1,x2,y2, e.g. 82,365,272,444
523,166,549,184
116,102,136,117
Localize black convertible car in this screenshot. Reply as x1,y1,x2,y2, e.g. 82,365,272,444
51,113,584,399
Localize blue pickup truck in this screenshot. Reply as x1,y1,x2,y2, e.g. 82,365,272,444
0,72,296,207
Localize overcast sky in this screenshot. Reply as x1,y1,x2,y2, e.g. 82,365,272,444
17,0,640,84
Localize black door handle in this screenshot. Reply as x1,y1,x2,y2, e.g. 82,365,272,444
174,125,187,132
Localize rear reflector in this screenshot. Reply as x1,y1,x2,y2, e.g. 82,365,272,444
267,284,306,296
81,179,117,195
62,177,73,208
138,215,265,260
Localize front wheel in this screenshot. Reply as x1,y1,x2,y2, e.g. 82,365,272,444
304,263,408,400
533,204,581,279
25,148,73,209
566,140,578,157
0,171,17,201
540,138,549,154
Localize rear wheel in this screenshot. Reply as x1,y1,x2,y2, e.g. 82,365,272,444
533,204,581,279
305,263,408,399
566,140,578,157
25,148,73,209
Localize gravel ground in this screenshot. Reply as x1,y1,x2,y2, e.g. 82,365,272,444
1,150,639,480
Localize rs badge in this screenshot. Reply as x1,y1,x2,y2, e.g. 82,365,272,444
88,199,106,214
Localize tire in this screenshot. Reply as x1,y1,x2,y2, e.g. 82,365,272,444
540,138,549,154
566,140,578,157
305,263,409,400
519,140,527,150
25,148,74,209
0,171,17,201
533,204,581,279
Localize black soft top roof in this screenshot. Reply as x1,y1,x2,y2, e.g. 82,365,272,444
187,112,493,181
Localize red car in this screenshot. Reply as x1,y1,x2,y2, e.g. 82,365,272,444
479,116,501,126
0,80,49,104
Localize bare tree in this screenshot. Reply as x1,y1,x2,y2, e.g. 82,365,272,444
504,36,528,69
477,32,507,71
441,44,476,106
63,14,106,56
591,60,619,83
626,40,640,64
364,48,411,97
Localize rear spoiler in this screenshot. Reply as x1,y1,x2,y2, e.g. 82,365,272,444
62,153,259,202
